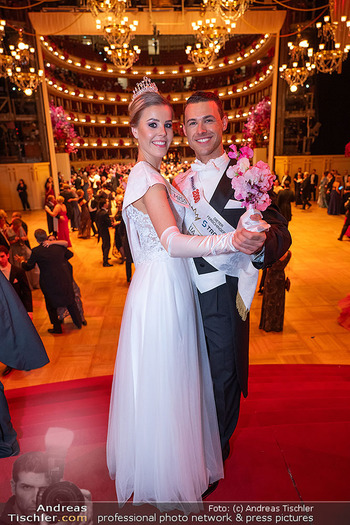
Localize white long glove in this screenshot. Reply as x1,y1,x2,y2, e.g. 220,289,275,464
160,225,236,258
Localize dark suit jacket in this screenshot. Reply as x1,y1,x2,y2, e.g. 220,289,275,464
9,265,32,312
96,208,112,241
277,189,295,222
22,244,75,308
0,231,10,249
301,176,311,196
191,162,292,396
310,173,318,186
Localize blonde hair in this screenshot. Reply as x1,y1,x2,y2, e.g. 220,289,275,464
0,209,8,220
128,91,173,128
57,195,65,204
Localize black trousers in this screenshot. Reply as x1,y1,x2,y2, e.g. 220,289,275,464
0,381,18,458
19,193,30,210
198,282,246,453
101,233,111,264
45,296,82,329
310,185,317,201
90,211,98,235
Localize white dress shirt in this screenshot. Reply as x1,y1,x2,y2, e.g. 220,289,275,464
180,153,231,293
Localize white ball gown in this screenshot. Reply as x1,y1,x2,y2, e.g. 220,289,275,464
107,162,223,510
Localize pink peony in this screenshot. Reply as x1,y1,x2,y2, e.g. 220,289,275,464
226,145,275,211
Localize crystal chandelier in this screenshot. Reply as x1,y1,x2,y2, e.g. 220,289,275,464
7,67,44,96
312,1,349,74
192,18,236,49
104,43,140,69
88,0,128,18
186,42,221,69
0,19,5,43
1,28,43,96
0,20,12,77
279,32,315,92
201,0,252,23
99,16,138,47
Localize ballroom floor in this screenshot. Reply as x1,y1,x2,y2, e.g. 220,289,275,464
2,202,350,390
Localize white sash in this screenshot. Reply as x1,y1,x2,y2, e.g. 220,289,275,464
186,171,259,320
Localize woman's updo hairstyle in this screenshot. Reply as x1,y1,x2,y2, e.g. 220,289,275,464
128,78,173,128
57,195,65,204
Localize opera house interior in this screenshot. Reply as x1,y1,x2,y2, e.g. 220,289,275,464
0,0,349,516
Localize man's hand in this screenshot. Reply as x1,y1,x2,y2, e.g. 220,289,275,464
232,228,266,255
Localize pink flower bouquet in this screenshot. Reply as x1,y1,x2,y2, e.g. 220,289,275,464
227,145,275,232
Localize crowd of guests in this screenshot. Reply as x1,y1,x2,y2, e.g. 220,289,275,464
43,157,188,271
271,167,350,235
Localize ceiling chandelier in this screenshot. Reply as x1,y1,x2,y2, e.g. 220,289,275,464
104,43,140,69
279,32,315,92
186,42,221,69
97,16,138,47
0,20,12,77
192,18,236,49
1,27,43,96
87,0,128,18
312,1,349,74
201,0,252,23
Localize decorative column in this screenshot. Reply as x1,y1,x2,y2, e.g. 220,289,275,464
268,32,281,168
35,32,59,195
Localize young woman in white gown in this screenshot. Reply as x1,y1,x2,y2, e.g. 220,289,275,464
107,78,239,510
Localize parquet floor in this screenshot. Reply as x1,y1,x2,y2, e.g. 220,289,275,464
2,202,350,390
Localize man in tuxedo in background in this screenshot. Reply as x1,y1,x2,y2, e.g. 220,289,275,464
96,198,113,267
277,181,295,223
281,171,291,188
301,171,312,209
293,167,303,194
0,246,32,316
174,92,291,494
20,229,82,334
310,169,319,201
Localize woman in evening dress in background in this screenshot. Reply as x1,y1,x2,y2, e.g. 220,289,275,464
45,195,72,247
105,79,251,510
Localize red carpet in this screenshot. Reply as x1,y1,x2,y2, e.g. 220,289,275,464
1,365,349,503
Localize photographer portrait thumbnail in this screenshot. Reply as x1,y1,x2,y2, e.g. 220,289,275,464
0,452,88,525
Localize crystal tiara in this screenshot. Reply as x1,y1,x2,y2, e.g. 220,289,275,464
131,76,159,102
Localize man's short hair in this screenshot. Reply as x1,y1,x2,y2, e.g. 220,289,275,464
184,91,224,119
12,452,49,483
0,245,9,255
284,181,290,189
34,229,48,243
98,198,107,209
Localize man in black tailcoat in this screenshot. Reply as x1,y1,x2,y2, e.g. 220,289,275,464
96,198,113,267
174,92,291,495
310,169,319,201
20,229,82,334
277,181,295,223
